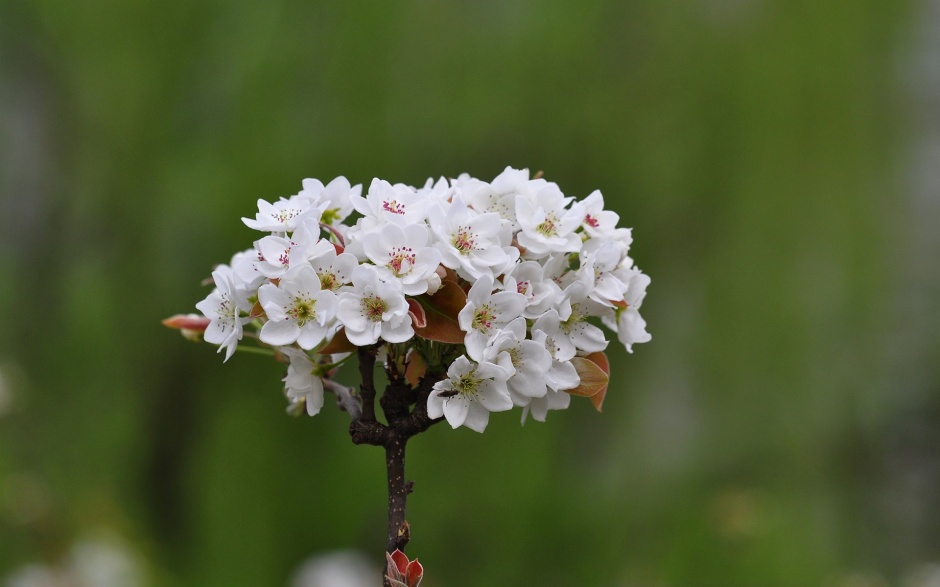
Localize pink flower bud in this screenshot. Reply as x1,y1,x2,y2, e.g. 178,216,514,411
162,314,211,331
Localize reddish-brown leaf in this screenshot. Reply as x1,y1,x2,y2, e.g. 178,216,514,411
584,351,610,412
405,559,424,586
405,352,428,388
424,280,466,318
390,550,409,575
440,266,460,285
407,298,427,329
317,328,357,354
413,281,467,344
566,356,610,406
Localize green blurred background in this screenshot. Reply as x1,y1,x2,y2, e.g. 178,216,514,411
1,0,938,585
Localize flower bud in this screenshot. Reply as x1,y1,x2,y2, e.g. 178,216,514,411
162,314,211,342
425,271,443,295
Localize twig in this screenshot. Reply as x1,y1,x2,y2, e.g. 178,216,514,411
322,379,362,420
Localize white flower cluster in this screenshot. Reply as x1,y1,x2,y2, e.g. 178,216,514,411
194,168,650,432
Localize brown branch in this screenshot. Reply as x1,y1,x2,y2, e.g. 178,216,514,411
385,433,410,554
347,349,447,579
357,346,378,422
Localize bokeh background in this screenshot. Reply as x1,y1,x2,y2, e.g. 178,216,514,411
1,1,939,586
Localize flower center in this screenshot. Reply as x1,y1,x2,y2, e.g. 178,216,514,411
288,297,316,326
584,214,600,228
472,304,495,333
453,370,483,398
451,227,476,254
536,213,559,237
387,247,416,277
516,280,530,296
321,208,341,225
318,271,339,291
273,208,301,224
508,345,523,368
545,335,559,359
560,303,583,334
382,199,405,215
362,295,388,322
217,294,235,321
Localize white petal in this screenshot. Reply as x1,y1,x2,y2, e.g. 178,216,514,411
260,318,299,346
461,403,490,433
443,397,470,429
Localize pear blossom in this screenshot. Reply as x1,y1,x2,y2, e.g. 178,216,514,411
474,317,552,404
258,264,338,350
300,176,360,226
355,223,442,295
428,197,513,281
519,329,579,423
501,260,562,319
230,248,265,292
457,275,527,359
336,265,413,346
461,177,518,231
417,176,455,206
242,193,325,233
578,238,631,307
522,388,572,423
350,178,427,228
579,189,621,238
252,220,326,279
603,268,652,353
515,183,584,257
195,265,251,361
545,282,610,355
427,355,513,432
531,309,575,362
280,347,325,416
308,240,358,293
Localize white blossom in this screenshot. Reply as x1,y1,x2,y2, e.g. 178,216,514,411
474,317,552,404
195,265,250,361
579,189,621,238
356,223,442,295
515,183,584,257
457,275,527,359
427,355,513,432
603,268,652,353
242,193,324,233
258,264,338,350
300,176,360,226
428,197,513,281
181,169,651,427
336,265,413,346
308,239,359,293
280,347,325,416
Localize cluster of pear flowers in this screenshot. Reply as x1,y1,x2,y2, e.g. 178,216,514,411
177,167,650,433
